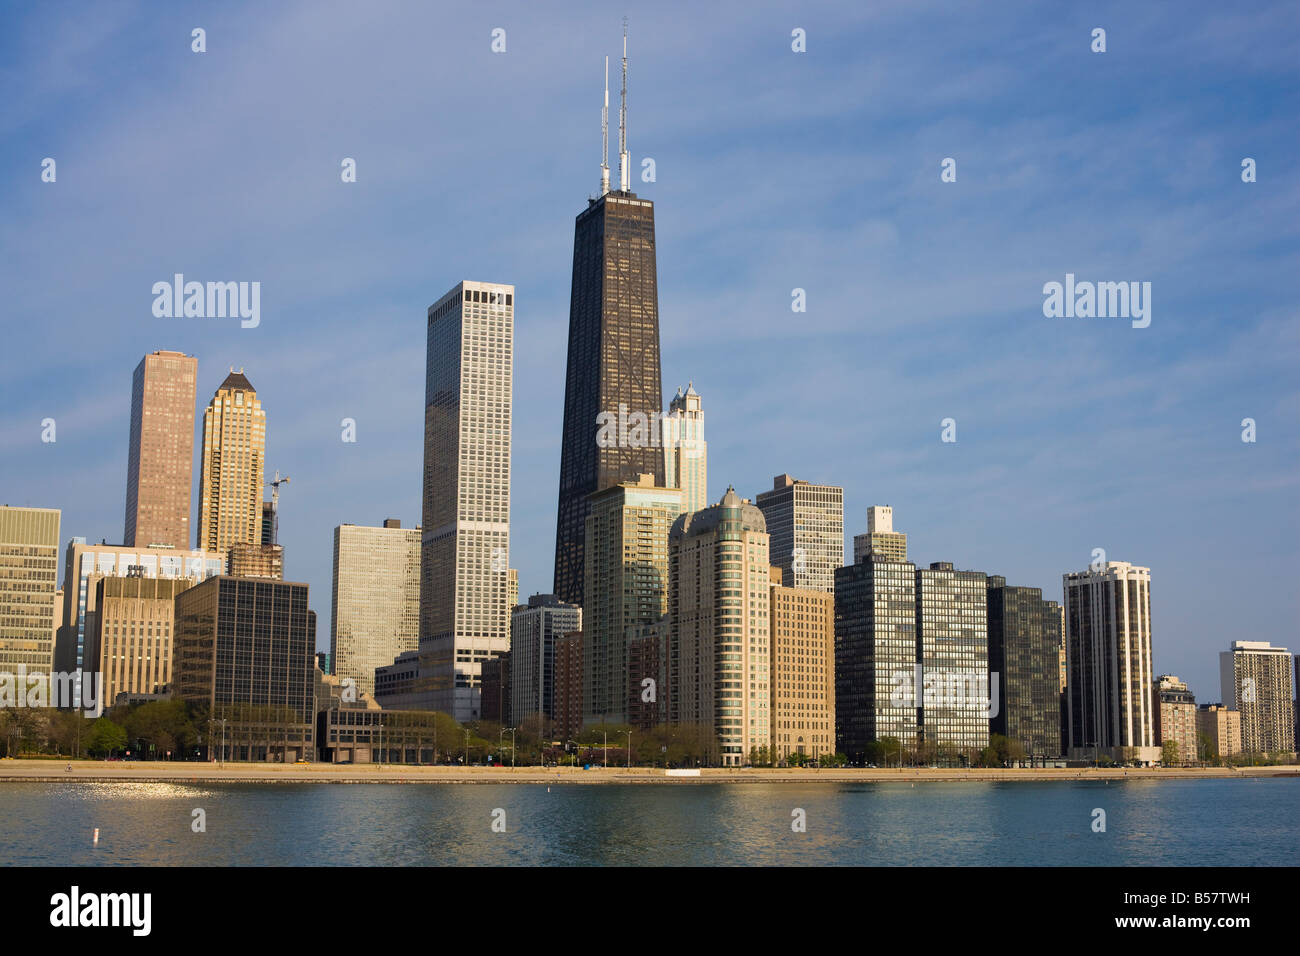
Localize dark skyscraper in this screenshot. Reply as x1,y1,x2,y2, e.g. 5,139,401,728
985,576,1063,759
553,32,663,606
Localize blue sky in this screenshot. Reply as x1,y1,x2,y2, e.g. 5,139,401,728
2,0,1296,701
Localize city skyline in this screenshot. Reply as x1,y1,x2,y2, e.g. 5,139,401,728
2,2,1297,706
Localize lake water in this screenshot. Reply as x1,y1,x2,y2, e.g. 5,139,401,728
2,778,1295,866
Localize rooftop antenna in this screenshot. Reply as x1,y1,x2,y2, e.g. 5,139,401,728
618,17,629,192
600,55,610,195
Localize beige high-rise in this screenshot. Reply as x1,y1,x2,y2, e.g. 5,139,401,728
769,567,835,762
55,540,226,709
91,575,193,709
331,521,420,698
669,487,771,766
1197,704,1241,759
0,506,60,682
584,474,681,726
197,369,266,554
124,350,197,550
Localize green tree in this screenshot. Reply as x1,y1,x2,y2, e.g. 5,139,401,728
1160,740,1179,766
86,717,127,757
878,736,903,767
1196,731,1216,764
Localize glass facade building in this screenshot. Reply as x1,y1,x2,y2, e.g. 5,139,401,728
756,475,843,594
915,563,990,757
554,190,664,608
986,576,1062,758
833,554,918,761
174,576,316,759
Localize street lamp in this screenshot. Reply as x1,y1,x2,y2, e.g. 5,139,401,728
501,727,516,770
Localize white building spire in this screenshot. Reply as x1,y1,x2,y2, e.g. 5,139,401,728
600,55,610,196
618,19,629,192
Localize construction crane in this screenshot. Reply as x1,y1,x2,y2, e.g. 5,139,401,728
265,470,290,545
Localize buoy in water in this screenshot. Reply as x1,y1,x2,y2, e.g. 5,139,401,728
92,828,99,845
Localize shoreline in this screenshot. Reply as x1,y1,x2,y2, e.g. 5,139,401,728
1,759,1296,785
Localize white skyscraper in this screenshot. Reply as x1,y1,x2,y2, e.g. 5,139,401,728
1063,561,1158,763
415,281,513,720
1220,641,1295,756
662,383,707,516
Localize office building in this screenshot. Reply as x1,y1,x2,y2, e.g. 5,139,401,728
755,474,843,593
90,575,192,711
553,39,664,607
769,567,835,763
1063,562,1158,763
55,539,225,704
834,552,919,762
1219,641,1295,755
626,617,667,730
1153,674,1197,765
986,576,1062,759
510,594,582,730
915,562,990,757
0,507,60,696
852,506,907,563
227,543,284,580
480,653,510,726
123,350,197,550
373,650,423,710
669,487,771,766
583,475,680,726
330,520,420,698
174,576,316,761
662,384,707,516
417,281,513,721
554,631,584,740
1197,704,1241,760
197,369,267,554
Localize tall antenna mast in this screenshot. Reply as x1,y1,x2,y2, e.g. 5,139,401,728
600,56,610,195
618,17,629,192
